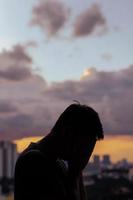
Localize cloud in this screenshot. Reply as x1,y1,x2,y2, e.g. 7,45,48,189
0,101,17,113
31,0,70,37
80,67,97,80
73,4,107,37
0,47,133,140
0,114,35,140
42,66,133,135
0,44,47,140
0,66,32,81
0,44,34,81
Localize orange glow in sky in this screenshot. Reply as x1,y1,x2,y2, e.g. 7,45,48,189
14,135,133,162
14,136,43,153
93,135,133,162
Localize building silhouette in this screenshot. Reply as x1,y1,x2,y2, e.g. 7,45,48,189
102,155,111,167
0,141,18,179
93,155,100,167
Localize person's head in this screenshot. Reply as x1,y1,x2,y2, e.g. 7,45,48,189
51,103,104,176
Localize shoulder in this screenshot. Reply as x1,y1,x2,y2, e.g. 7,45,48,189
15,147,50,175
17,148,43,162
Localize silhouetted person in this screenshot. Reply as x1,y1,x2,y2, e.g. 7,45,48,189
14,103,104,200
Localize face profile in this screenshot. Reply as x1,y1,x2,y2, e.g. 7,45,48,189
14,103,104,200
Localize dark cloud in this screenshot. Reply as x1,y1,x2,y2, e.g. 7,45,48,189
0,44,48,140
0,101,17,113
0,114,36,140
31,0,70,37
6,114,34,129
0,107,55,140
73,4,107,37
0,44,35,81
0,53,133,139
0,66,32,81
7,45,32,63
43,66,133,135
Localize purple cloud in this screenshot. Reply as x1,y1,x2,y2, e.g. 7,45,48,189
42,66,133,135
7,45,32,63
73,4,107,37
0,44,35,81
31,0,70,37
0,66,32,81
0,46,133,140
0,101,17,113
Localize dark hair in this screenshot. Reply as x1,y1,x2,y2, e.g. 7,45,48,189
51,104,104,140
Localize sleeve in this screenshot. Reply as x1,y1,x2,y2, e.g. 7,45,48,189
14,151,56,200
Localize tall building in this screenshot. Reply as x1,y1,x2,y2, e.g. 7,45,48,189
83,155,101,179
93,155,100,166
102,155,111,166
0,141,18,179
0,148,2,178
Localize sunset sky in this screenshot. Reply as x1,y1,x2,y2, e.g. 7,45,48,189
0,0,133,161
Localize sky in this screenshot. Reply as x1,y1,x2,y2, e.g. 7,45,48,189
0,0,133,160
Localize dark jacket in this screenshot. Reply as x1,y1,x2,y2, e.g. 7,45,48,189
14,142,78,200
